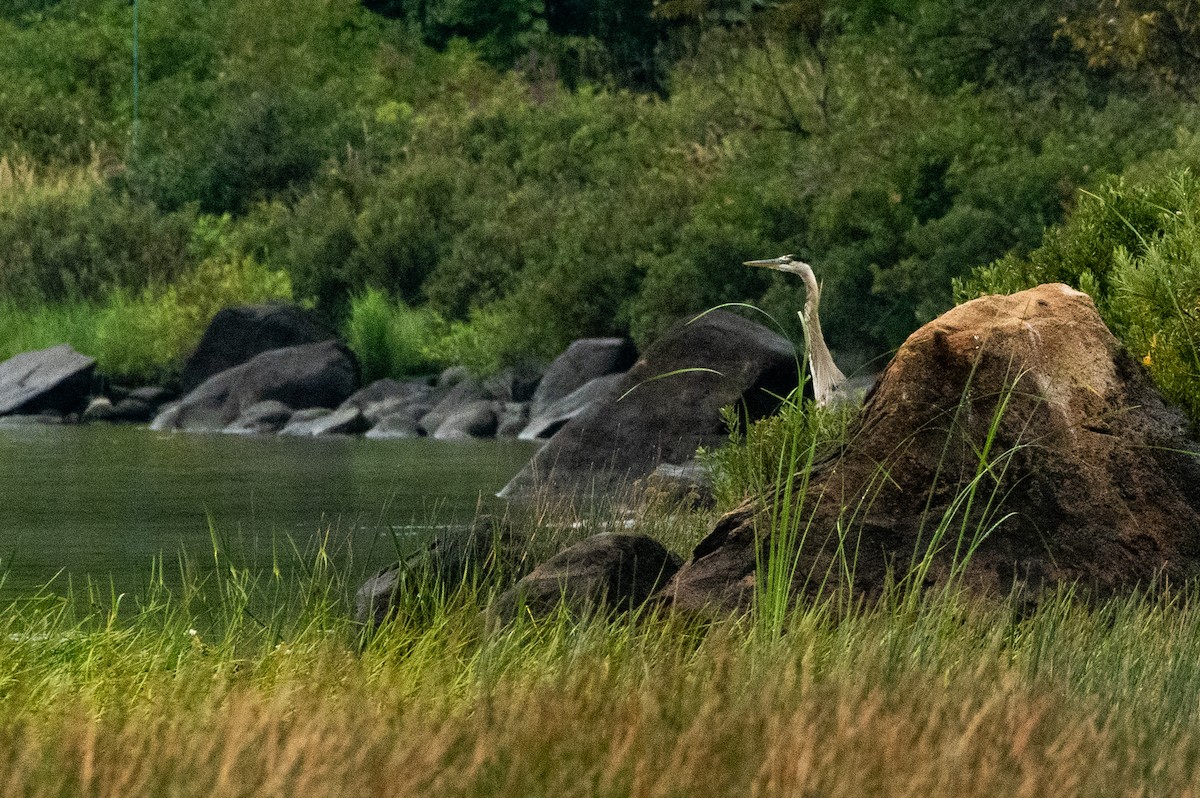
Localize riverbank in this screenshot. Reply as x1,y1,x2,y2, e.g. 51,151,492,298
4,553,1199,797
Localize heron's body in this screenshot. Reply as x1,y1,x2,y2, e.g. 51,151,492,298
744,255,848,406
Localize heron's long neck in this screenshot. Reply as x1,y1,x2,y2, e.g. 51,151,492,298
797,267,846,406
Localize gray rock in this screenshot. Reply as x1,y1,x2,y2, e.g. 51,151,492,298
83,396,117,422
365,411,422,440
280,405,369,436
529,338,636,417
489,534,680,624
518,373,624,441
340,378,437,424
152,340,360,433
354,517,528,626
433,400,499,440
0,344,96,417
500,312,799,500
286,407,332,424
148,402,182,431
496,402,530,438
418,378,487,436
437,365,471,389
223,400,294,435
180,304,333,394
644,460,715,509
483,365,542,403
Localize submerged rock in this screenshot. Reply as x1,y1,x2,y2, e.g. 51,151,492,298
223,400,294,435
661,284,1200,613
279,405,369,437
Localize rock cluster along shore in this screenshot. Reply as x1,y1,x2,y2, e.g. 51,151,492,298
0,303,800,502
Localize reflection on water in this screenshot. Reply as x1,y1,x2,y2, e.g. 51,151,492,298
0,423,536,599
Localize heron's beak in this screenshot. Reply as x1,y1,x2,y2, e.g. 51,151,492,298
743,255,792,269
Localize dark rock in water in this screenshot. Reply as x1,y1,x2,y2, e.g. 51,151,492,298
108,397,156,423
128,385,174,406
223,400,294,435
354,517,528,626
180,304,333,394
418,377,487,436
433,400,499,440
279,405,369,437
529,338,636,418
152,340,360,432
86,386,171,424
0,344,96,417
489,534,680,624
83,396,117,422
518,373,624,441
365,411,422,439
500,311,800,500
661,284,1200,614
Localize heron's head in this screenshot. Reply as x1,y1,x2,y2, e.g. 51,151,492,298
744,254,814,281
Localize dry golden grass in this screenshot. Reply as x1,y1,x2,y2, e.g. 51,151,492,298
1,586,1199,798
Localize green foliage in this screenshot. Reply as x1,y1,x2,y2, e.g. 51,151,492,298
957,165,1200,427
343,288,444,381
1,0,1197,382
701,396,857,511
1109,175,1200,423
0,214,292,381
0,157,194,303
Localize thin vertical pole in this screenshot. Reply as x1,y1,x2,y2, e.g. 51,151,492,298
131,0,139,161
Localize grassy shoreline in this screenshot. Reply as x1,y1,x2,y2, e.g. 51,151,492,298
4,563,1200,797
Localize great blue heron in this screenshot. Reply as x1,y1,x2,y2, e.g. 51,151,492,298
744,254,848,406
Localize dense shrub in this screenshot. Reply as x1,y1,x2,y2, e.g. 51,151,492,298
343,288,444,381
0,157,194,303
1,0,1196,382
957,165,1200,427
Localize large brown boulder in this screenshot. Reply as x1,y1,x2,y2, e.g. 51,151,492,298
499,311,801,500
662,284,1200,612
180,304,333,394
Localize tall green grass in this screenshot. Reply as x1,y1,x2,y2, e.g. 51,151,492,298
7,535,1200,796
342,288,445,383
0,251,292,383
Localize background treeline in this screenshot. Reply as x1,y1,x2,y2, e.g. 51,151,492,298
3,0,1200,385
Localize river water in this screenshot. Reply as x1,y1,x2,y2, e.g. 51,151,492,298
0,422,537,601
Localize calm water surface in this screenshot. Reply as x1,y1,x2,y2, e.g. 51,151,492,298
0,423,537,599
